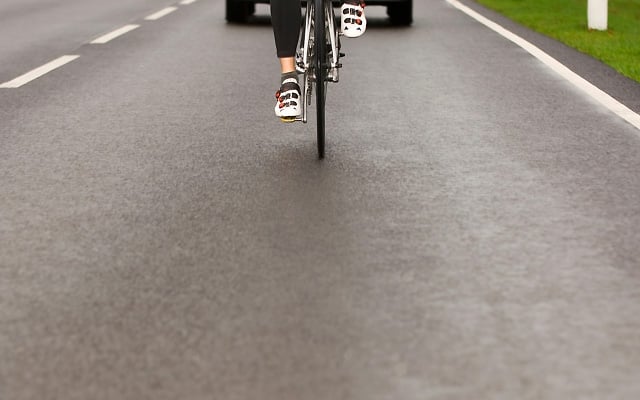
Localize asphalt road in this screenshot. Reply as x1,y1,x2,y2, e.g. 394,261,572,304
2,0,640,399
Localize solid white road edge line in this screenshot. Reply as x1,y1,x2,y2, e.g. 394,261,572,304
0,55,80,89
180,0,198,4
90,24,140,44
446,0,640,132
145,6,178,20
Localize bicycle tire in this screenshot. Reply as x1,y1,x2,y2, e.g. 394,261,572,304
314,0,326,159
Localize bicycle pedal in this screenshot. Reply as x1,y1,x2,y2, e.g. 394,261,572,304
339,53,346,57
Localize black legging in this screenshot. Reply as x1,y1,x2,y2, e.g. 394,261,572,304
271,0,302,58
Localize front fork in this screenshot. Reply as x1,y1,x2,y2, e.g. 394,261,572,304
325,1,342,83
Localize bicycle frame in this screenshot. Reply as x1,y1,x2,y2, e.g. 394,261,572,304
295,0,342,124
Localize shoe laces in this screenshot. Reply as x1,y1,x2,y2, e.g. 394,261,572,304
343,1,365,25
275,81,300,109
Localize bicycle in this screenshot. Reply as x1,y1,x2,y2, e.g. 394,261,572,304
294,0,343,159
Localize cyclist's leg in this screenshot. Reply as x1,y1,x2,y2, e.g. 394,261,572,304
270,0,302,120
270,0,301,72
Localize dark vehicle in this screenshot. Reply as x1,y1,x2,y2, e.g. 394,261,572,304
226,0,412,26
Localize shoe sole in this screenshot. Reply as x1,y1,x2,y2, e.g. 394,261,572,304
280,116,296,123
342,31,364,38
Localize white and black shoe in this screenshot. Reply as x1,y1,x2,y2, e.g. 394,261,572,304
275,78,301,123
341,1,366,38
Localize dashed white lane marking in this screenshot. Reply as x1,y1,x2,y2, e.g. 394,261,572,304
447,0,640,131
145,6,178,20
0,55,80,88
90,24,140,44
1,3,193,88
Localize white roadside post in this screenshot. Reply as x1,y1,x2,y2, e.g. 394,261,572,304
588,0,608,30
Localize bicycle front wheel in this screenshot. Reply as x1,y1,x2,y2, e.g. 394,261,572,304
314,0,326,159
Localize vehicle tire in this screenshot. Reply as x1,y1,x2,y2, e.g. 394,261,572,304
226,0,255,23
388,0,412,26
314,0,326,159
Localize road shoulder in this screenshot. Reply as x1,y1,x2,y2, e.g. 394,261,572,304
457,0,640,114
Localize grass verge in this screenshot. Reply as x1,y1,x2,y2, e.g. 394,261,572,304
474,0,640,82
